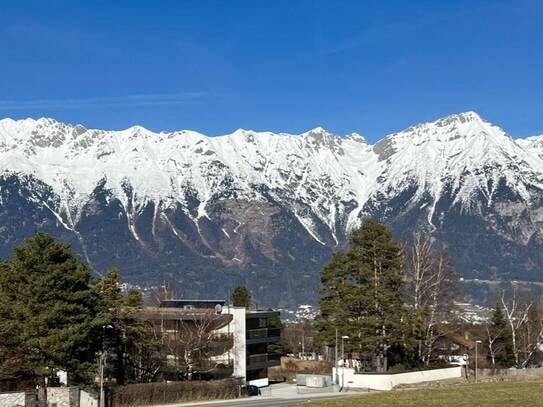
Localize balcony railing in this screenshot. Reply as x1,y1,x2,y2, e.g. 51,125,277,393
246,328,281,340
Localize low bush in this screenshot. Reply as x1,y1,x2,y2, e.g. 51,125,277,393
270,358,333,383
113,379,242,406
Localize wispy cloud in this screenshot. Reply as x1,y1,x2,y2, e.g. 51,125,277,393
319,17,448,57
313,7,471,58
0,92,227,110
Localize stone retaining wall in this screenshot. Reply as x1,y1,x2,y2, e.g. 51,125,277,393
0,390,27,407
479,367,543,377
0,387,98,407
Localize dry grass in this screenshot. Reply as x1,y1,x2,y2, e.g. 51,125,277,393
302,378,543,406
269,357,332,383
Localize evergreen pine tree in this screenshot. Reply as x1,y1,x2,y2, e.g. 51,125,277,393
490,303,506,332
0,233,99,386
94,268,163,384
231,285,251,308
315,252,350,347
94,268,125,383
489,302,514,366
317,219,406,371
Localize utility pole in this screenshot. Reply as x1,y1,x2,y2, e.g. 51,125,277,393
99,324,113,407
475,340,482,383
335,329,339,385
227,290,231,367
341,336,349,390
98,351,107,407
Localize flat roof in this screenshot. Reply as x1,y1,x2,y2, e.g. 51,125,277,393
160,299,225,304
126,306,232,325
164,299,225,302
246,310,280,319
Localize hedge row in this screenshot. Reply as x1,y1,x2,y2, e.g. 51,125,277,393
113,379,242,406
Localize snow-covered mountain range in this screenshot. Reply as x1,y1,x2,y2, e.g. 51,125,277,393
1,112,542,305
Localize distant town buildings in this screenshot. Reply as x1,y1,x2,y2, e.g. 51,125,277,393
279,304,318,322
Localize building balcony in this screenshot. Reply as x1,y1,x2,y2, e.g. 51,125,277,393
246,352,281,370
246,328,281,344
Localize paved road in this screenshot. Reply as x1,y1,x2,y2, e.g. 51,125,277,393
176,394,352,407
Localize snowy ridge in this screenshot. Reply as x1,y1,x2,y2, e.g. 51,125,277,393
0,112,542,244
374,112,543,223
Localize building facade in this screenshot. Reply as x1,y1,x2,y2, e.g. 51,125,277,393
152,300,281,387
223,307,281,387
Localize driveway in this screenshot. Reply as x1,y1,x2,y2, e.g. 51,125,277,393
178,394,352,406
152,383,358,407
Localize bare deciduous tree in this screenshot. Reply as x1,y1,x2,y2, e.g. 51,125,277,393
500,289,543,368
405,234,458,364
126,320,166,383
283,320,316,357
406,234,434,312
485,323,507,366
155,310,233,374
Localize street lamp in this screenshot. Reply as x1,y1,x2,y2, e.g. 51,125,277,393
475,340,482,383
298,335,305,359
341,336,349,389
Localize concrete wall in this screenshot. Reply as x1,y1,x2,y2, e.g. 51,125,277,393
248,377,268,387
48,387,71,407
230,307,247,383
80,390,98,407
0,391,26,407
333,366,463,390
479,367,543,377
296,374,333,387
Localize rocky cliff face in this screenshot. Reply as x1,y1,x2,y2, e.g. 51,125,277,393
0,112,542,306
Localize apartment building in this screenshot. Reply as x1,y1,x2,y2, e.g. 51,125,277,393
154,299,281,387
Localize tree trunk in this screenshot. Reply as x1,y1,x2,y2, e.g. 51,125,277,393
37,376,48,407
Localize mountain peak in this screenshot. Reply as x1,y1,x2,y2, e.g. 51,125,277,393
434,111,485,127
346,132,367,143
35,117,60,125
301,127,339,147
0,117,59,127
310,126,327,133
455,111,482,121
125,124,150,133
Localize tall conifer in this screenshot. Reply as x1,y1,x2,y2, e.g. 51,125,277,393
317,219,405,371
0,233,98,385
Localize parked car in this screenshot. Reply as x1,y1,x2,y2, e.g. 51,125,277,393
245,385,261,396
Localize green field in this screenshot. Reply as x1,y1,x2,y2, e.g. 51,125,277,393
302,379,543,407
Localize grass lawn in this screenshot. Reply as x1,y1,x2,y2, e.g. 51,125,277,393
302,379,543,406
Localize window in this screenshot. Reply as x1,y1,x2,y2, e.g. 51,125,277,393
247,368,267,381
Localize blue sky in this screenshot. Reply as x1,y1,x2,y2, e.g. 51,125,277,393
1,0,542,142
